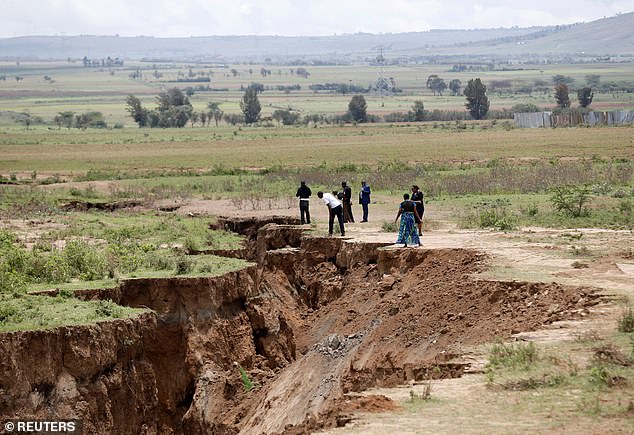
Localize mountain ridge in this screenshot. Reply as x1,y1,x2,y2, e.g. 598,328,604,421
0,12,632,61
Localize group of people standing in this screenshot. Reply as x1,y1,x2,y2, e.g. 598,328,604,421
296,181,424,247
295,180,371,237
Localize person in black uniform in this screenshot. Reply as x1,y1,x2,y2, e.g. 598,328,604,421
410,185,425,237
341,181,354,223
295,181,311,224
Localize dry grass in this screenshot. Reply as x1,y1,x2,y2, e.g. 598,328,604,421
1,125,633,174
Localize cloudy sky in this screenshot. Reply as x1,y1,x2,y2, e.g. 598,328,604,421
2,0,633,38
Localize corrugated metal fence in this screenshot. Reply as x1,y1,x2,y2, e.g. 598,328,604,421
514,110,634,128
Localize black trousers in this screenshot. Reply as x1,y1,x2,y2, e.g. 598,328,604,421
343,200,354,223
299,201,310,224
329,205,345,235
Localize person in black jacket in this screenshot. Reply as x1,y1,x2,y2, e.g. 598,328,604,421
296,181,312,224
341,181,354,223
410,185,425,236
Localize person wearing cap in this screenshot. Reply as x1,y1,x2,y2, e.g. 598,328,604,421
317,191,345,236
359,180,371,222
296,181,312,224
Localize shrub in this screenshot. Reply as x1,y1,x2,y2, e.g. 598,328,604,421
550,185,591,217
94,300,125,318
144,251,174,270
63,240,108,281
618,307,634,333
238,365,254,392
0,269,27,295
591,182,612,196
381,221,398,232
106,242,143,273
0,300,19,323
463,199,516,231
588,363,614,387
511,103,542,113
487,340,539,370
27,250,72,283
174,255,195,275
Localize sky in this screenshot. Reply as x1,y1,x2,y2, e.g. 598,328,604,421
2,0,633,38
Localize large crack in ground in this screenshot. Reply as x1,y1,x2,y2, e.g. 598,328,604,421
0,217,606,434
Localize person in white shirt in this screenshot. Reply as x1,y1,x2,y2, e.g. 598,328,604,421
317,191,345,236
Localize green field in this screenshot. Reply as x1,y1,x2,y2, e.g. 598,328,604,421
1,124,633,174
1,60,633,125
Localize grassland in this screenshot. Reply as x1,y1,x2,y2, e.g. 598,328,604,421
1,60,633,125
1,123,633,174
1,60,633,334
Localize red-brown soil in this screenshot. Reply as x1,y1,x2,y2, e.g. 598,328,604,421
0,219,604,434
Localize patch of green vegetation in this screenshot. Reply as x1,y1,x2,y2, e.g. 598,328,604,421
238,365,254,392
46,211,243,252
484,334,634,421
617,306,634,333
457,189,634,230
0,292,145,332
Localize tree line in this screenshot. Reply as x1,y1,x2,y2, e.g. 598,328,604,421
123,74,605,129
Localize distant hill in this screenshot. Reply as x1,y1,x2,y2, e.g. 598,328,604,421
421,12,634,57
0,13,632,62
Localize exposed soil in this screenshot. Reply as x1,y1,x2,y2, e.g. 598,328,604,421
0,217,608,434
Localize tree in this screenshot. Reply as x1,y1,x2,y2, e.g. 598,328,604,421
555,83,571,109
347,95,367,122
240,87,261,124
429,77,447,96
463,78,489,120
449,79,462,96
577,87,593,108
156,88,193,128
295,68,310,78
552,74,574,85
207,102,224,126
55,111,75,129
190,111,199,127
157,88,190,113
125,95,148,127
411,101,426,122
272,109,300,125
585,74,601,87
74,112,107,129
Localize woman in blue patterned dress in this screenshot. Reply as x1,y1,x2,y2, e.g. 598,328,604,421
394,193,421,247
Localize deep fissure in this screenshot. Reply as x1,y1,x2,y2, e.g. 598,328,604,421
0,217,605,434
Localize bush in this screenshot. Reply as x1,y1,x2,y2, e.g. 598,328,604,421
463,199,516,231
381,221,398,232
0,269,27,295
63,240,108,281
27,251,71,283
94,300,125,318
174,255,195,275
511,103,542,113
550,185,591,217
618,307,634,333
487,340,539,370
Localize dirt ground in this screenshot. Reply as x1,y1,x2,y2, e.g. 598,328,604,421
182,194,634,434
3,192,633,434
240,197,631,435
